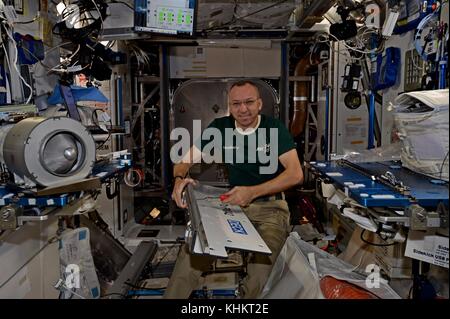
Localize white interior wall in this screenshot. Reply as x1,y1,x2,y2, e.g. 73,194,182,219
0,217,60,299
330,28,426,154
379,31,416,146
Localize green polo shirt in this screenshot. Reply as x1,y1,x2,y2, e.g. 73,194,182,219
198,115,296,186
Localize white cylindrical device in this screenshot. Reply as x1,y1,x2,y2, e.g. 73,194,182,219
0,117,96,187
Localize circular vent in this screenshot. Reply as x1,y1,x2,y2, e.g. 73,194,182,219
42,132,84,175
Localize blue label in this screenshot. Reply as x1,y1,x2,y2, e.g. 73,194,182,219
227,220,247,235
91,287,99,298
79,230,87,241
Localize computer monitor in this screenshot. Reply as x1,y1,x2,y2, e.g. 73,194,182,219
134,0,197,36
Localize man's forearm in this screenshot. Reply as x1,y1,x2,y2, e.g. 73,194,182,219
173,163,192,179
251,169,303,199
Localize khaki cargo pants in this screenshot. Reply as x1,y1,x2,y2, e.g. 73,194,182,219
163,199,291,299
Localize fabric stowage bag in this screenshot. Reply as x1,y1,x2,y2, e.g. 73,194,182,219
392,89,449,181
259,232,401,299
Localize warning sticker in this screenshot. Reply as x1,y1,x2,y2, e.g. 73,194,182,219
405,230,449,268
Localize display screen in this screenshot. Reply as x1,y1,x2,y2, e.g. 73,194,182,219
134,0,196,36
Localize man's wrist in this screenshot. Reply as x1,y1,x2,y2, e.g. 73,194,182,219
249,185,262,201
174,175,185,182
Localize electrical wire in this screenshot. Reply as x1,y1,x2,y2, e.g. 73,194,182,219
1,20,35,102
315,33,369,63
411,53,425,70
346,252,367,273
439,151,449,180
1,36,33,104
203,0,290,33
48,44,82,73
422,151,450,181
106,40,116,49
11,33,88,97
14,15,40,24
89,0,105,44
408,285,414,299
127,41,151,68
0,236,58,290
16,45,53,71
44,41,73,55
93,108,112,150
360,229,397,247
328,31,385,55
234,0,290,22
95,131,111,150
312,26,386,68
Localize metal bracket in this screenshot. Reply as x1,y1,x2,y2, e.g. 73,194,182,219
17,215,48,226
368,207,410,227
185,183,209,255
407,205,445,230
0,205,22,230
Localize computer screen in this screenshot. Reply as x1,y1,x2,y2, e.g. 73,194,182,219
134,0,197,36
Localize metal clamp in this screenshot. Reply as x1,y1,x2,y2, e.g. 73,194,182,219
0,205,22,230
1,204,50,230
408,204,444,230
381,171,410,194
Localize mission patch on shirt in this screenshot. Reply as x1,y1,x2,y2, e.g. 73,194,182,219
198,115,296,186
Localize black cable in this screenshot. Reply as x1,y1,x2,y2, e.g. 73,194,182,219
439,151,449,180
153,242,179,269
96,130,111,150
360,229,397,247
420,151,450,182
204,0,290,33
15,16,39,24
18,45,52,70
408,285,413,299
106,40,116,49
92,109,113,150
235,0,290,21
91,108,105,127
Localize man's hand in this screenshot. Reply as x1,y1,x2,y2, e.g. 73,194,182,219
172,178,196,209
221,186,256,207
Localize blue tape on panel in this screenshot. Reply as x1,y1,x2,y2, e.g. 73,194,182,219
227,220,248,235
